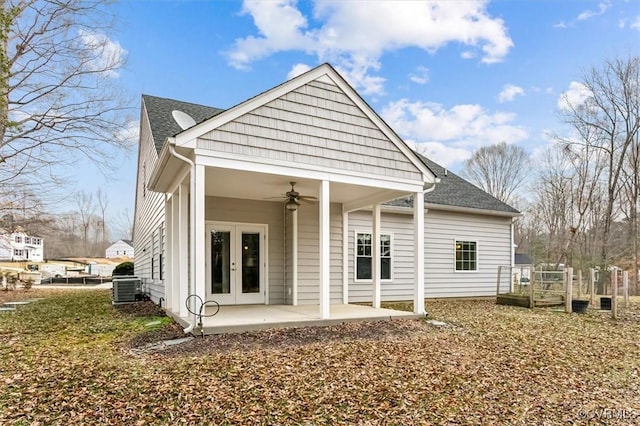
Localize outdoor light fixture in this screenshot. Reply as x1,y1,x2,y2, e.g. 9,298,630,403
285,198,300,211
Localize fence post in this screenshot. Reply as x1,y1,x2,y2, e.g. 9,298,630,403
577,269,583,299
496,266,502,297
612,268,618,320
623,270,629,308
529,268,535,309
589,268,596,306
565,267,573,313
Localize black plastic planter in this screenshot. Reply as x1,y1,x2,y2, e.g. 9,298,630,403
572,300,589,314
600,297,612,311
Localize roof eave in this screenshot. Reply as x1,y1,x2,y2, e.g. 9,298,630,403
424,203,521,218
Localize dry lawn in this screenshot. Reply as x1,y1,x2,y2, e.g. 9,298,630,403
1,289,639,425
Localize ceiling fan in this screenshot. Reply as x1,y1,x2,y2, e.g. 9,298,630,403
267,182,317,211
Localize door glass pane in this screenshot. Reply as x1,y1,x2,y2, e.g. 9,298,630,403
211,231,231,294
241,232,260,294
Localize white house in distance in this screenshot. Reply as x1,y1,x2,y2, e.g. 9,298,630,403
0,227,44,262
105,239,134,259
133,63,519,333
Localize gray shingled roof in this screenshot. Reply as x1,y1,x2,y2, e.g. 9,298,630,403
389,154,519,215
142,94,225,154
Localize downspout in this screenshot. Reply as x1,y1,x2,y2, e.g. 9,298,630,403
421,180,437,312
168,142,196,334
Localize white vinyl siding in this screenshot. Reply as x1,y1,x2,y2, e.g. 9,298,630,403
133,106,166,303
295,201,343,305
425,210,511,298
197,79,422,182
348,209,512,302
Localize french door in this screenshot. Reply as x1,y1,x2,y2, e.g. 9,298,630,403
205,222,266,305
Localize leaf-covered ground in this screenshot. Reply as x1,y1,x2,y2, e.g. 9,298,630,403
1,289,638,425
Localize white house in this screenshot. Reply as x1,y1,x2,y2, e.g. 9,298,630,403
105,239,134,259
0,227,44,262
133,64,519,333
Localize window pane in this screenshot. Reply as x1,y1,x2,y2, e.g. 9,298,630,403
357,257,372,280
381,258,391,280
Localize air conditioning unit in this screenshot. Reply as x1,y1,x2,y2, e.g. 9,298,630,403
112,276,142,303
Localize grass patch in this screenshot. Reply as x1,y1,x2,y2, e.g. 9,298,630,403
1,289,639,424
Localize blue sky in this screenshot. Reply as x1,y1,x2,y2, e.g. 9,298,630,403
71,0,639,236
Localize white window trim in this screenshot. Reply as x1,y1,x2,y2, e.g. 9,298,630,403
354,230,394,283
454,238,479,272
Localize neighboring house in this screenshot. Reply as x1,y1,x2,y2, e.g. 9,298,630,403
133,63,519,329
0,227,44,262
105,239,135,259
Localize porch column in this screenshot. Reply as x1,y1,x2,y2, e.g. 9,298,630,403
171,188,181,314
292,208,298,306
319,180,330,319
342,209,349,304
164,194,173,310
178,182,189,318
414,191,425,315
372,203,381,308
193,164,206,303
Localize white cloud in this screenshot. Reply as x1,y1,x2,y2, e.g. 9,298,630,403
409,66,430,85
577,1,610,21
555,1,612,28
78,30,126,78
287,63,312,79
115,120,139,147
558,81,591,110
227,0,513,94
498,84,525,103
411,141,473,168
632,16,640,31
382,99,527,166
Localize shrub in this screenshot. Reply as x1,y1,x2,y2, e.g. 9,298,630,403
113,261,134,276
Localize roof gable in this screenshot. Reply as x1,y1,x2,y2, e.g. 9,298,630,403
174,63,435,184
142,95,224,154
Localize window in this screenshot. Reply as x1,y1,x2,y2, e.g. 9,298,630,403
455,241,477,271
14,249,23,256
24,237,31,244
356,232,392,281
15,236,21,243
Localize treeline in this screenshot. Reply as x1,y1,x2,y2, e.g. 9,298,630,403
0,189,132,259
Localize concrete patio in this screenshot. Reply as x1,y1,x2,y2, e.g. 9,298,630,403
170,304,425,335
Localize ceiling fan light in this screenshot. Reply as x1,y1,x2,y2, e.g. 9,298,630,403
285,198,300,211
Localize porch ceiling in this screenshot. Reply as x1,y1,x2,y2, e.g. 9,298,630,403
204,168,409,206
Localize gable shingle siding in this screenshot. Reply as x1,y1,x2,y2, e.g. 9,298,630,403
197,78,423,182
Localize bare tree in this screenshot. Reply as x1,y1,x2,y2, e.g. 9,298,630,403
111,208,133,241
96,187,109,245
0,0,132,209
558,55,640,271
459,141,530,205
74,190,94,255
